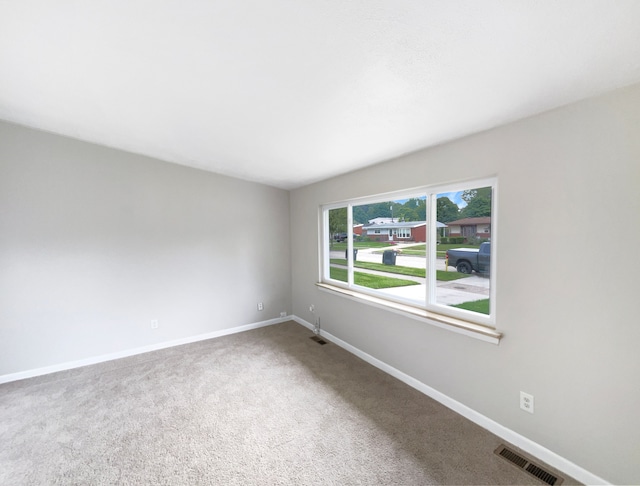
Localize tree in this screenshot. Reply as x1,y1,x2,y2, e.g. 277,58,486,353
436,197,459,223
398,198,426,222
352,205,368,225
328,207,347,239
459,187,492,218
352,198,426,225
353,202,392,224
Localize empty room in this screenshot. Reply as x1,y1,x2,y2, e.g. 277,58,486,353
1,1,639,485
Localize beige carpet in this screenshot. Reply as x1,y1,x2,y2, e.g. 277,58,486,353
0,321,573,485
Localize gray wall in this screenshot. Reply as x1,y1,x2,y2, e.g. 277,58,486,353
0,120,291,375
290,83,640,484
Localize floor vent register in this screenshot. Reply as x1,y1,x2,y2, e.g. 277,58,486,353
494,445,564,485
310,336,327,345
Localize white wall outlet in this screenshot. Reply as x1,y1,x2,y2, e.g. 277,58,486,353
520,391,534,414
150,319,159,329
309,304,315,313
280,311,287,317
257,302,264,311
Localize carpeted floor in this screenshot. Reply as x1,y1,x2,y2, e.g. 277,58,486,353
0,321,574,485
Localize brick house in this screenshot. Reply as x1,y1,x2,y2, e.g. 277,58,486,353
361,220,445,242
446,217,491,240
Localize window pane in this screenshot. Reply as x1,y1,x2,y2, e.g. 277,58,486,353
437,187,492,315
328,207,348,282
321,179,496,329
353,197,426,303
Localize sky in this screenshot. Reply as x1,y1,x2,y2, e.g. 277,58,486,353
438,191,467,208
395,191,467,208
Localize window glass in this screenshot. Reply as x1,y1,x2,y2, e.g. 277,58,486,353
327,207,348,283
320,178,496,326
351,197,427,301
436,187,492,316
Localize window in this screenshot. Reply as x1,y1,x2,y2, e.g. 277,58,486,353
320,178,497,335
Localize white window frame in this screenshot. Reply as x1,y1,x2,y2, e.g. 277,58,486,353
319,177,498,338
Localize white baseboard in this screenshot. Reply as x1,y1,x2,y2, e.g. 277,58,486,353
291,315,608,485
0,315,290,385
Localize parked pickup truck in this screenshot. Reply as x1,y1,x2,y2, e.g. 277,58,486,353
446,242,491,274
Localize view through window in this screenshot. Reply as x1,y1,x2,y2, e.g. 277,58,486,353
322,179,495,326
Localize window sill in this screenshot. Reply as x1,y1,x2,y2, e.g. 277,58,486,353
316,282,502,344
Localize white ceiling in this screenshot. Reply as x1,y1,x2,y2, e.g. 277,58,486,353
2,1,640,189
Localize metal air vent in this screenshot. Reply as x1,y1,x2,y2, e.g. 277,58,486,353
494,445,563,485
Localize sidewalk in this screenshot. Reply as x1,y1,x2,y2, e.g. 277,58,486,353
330,243,490,305
377,284,488,306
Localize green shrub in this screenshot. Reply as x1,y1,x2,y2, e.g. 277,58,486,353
465,235,489,246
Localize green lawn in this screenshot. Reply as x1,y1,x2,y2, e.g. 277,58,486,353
331,241,395,251
436,270,470,281
329,264,489,314
329,267,419,289
451,299,490,315
330,259,470,281
331,259,424,277
393,244,425,255
394,243,481,258
333,242,481,258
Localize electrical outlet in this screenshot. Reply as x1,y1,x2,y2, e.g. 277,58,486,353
257,302,264,311
309,304,315,313
150,319,159,329
280,311,287,318
520,391,534,414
